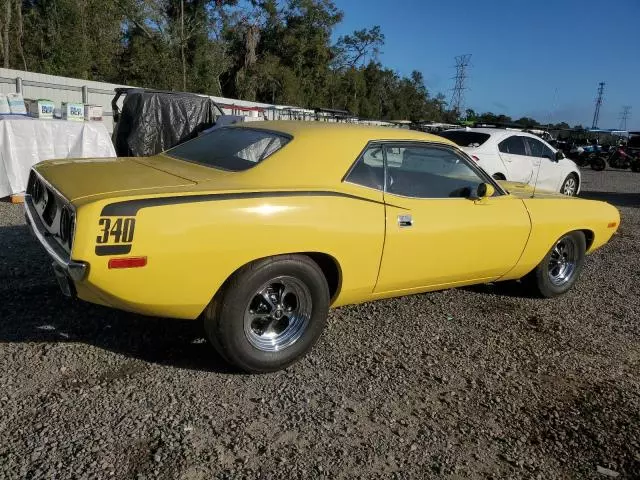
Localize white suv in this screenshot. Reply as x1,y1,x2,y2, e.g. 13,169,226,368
438,128,581,196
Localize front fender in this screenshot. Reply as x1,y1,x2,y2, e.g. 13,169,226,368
500,197,619,280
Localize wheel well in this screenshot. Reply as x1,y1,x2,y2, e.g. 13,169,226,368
304,252,342,301
219,252,342,304
492,172,506,180
580,229,594,250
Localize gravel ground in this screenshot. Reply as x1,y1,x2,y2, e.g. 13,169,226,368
0,169,638,479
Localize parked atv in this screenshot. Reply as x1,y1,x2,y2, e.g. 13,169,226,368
590,146,640,172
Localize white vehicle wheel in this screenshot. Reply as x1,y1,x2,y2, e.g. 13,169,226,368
560,174,579,196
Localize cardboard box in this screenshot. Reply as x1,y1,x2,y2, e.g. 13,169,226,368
84,104,103,121
0,93,10,114
26,99,55,119
62,102,85,121
7,93,27,115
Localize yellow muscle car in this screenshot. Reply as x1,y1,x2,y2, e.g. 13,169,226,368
24,121,620,372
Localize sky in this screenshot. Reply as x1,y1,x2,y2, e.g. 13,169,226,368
333,0,640,130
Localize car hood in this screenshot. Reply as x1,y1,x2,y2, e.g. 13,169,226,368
32,155,233,202
498,180,572,199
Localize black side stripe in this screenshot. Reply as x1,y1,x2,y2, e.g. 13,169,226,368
96,245,132,256
101,190,404,216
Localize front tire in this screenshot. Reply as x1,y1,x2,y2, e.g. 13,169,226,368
560,173,579,196
523,231,586,298
590,156,606,171
204,255,330,373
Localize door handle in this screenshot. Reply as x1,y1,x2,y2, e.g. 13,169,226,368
398,214,413,228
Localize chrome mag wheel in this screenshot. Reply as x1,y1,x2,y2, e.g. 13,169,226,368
243,276,312,352
562,176,577,196
548,236,578,286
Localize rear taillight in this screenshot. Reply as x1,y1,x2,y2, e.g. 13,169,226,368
31,176,44,203
471,155,480,162
59,206,74,247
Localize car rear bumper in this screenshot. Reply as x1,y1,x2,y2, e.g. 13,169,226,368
24,194,88,295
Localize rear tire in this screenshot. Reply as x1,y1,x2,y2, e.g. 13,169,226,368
523,231,586,298
203,255,330,373
632,161,640,173
560,173,579,196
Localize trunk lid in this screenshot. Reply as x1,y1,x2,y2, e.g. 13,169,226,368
33,155,229,201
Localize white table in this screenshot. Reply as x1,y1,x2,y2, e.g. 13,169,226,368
0,115,116,197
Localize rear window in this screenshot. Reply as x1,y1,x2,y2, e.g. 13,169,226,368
437,131,491,147
165,127,290,171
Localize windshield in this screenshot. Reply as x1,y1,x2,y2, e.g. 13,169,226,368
165,127,291,171
438,131,491,148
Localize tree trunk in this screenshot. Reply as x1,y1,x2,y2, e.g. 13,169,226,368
181,0,186,91
2,0,11,68
15,0,27,70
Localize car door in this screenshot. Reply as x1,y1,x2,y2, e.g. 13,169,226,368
497,135,533,183
523,136,562,193
370,143,531,294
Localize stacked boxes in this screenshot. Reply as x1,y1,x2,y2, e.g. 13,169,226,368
0,94,10,114
84,104,103,121
61,102,85,121
1,95,103,121
7,93,27,115
26,99,55,119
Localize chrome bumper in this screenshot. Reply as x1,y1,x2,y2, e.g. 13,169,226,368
24,194,88,283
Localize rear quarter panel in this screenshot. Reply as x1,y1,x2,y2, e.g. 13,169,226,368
501,197,620,280
71,188,385,319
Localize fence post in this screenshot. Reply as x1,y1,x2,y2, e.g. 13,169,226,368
82,85,89,103
15,77,23,94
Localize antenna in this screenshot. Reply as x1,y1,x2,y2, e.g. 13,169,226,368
531,150,543,198
450,54,471,117
619,106,631,130
591,82,605,129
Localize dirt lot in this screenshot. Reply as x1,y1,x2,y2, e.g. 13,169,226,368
0,169,638,479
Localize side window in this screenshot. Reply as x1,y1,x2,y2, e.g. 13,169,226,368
385,145,490,199
524,137,554,159
344,145,384,190
498,136,527,155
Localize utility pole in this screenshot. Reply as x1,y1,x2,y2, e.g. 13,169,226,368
450,54,471,117
619,106,631,131
591,82,605,129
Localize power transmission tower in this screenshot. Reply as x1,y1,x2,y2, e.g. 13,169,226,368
619,106,631,130
591,82,605,129
450,54,471,116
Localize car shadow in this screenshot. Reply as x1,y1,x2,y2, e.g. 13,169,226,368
461,281,532,299
580,191,640,208
0,224,234,373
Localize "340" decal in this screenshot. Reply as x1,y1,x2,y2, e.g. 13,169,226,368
96,217,136,244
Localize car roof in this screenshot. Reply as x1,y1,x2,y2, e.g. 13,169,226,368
223,121,459,188
244,120,456,145
444,127,552,144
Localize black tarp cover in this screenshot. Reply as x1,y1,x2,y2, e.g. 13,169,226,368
112,89,221,156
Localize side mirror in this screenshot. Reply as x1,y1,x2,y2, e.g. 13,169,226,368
476,182,495,199
555,150,565,161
